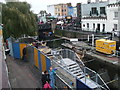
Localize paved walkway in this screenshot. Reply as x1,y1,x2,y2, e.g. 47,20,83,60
6,55,42,88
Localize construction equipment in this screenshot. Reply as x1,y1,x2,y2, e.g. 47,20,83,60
96,39,116,54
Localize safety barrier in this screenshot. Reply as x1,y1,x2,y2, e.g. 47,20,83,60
33,47,51,72
76,79,91,90
12,43,27,59
12,43,51,72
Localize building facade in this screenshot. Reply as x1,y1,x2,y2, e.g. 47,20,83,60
47,3,72,19
54,4,68,18
81,1,109,18
47,5,55,16
106,3,119,32
68,6,77,18
81,0,120,33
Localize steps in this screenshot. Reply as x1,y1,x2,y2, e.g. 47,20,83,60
62,58,84,79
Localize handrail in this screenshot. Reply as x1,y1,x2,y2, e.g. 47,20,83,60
55,74,72,89
97,73,110,90
52,49,110,90
75,52,85,66
52,56,76,78
83,67,110,90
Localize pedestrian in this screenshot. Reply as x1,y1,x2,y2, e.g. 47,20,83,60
49,67,56,88
35,42,39,48
42,70,50,87
43,81,51,90
22,46,27,61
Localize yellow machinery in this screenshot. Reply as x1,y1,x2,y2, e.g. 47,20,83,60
96,39,116,54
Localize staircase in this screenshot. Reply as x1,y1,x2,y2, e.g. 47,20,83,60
62,58,84,79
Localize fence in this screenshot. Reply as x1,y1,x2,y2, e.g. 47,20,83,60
12,43,27,59
79,66,110,90
11,42,73,89
55,74,72,89
12,43,51,72
59,49,85,67
51,57,74,89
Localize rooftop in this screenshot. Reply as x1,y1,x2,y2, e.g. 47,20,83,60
107,2,120,7
82,16,107,20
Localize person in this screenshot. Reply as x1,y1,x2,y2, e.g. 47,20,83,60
35,42,39,48
42,70,50,87
22,46,27,61
32,42,36,47
49,67,56,88
70,82,74,88
43,81,51,89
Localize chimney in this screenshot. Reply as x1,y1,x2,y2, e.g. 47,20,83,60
87,0,91,4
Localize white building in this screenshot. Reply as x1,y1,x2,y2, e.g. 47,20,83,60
106,3,119,32
81,1,109,18
47,5,55,17
82,0,120,33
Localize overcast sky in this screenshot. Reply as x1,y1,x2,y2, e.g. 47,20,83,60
1,0,107,14
22,0,95,14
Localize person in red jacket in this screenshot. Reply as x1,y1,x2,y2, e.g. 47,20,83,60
42,70,50,87
43,81,51,89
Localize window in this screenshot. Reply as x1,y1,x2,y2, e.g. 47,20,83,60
114,24,117,30
91,7,97,14
58,13,60,16
87,23,89,28
114,12,118,18
93,23,95,29
100,7,106,14
103,24,105,32
64,9,66,12
83,24,85,27
64,5,66,7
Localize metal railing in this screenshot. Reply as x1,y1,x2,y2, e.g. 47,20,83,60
82,67,110,90
51,57,76,89
51,49,110,90
59,49,85,67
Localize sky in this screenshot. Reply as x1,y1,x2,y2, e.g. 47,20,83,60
1,0,107,14
20,0,89,13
